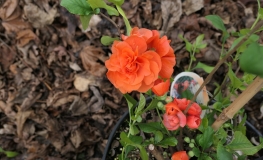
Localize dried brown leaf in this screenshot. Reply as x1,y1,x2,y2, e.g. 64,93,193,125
0,45,16,72
16,29,38,47
161,0,182,32
24,3,57,29
70,129,83,148
69,96,88,116
183,0,204,15
16,110,32,138
0,0,18,20
80,46,107,77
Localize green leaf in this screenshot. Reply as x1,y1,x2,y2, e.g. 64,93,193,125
143,98,159,112
108,0,124,6
60,0,93,15
197,126,214,150
136,93,146,114
179,35,192,52
217,142,233,160
137,122,162,133
101,36,119,45
259,8,263,19
129,135,143,144
130,125,139,135
88,0,119,16
195,34,205,45
192,62,214,73
205,15,227,32
154,131,163,143
138,146,148,160
157,137,177,148
192,147,200,157
226,131,263,155
136,115,142,122
123,94,137,110
239,42,263,77
116,5,131,35
196,43,207,49
198,117,208,133
227,69,243,89
4,151,19,158
80,15,92,30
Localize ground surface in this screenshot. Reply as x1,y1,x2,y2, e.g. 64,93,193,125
0,0,263,159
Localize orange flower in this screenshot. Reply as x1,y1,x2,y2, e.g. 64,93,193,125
173,98,202,116
171,151,189,160
105,36,162,93
151,79,170,96
164,102,186,130
186,115,201,129
123,27,176,79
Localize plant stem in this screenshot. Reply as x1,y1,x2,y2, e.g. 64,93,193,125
212,76,263,131
99,12,122,37
183,20,263,114
148,144,164,160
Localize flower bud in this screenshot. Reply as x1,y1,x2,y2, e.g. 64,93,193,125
165,96,173,103
189,143,194,148
188,151,194,157
184,137,190,143
157,101,164,110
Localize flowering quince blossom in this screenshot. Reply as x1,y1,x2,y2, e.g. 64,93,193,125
151,79,170,96
105,27,175,94
163,98,202,130
163,102,186,130
171,151,189,160
186,115,201,129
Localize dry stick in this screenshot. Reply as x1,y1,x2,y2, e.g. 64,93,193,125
212,76,263,131
148,144,164,160
99,12,122,37
183,20,263,115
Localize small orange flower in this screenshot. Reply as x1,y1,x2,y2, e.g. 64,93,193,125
171,151,189,160
186,115,201,129
123,27,176,79
151,79,170,96
105,36,162,93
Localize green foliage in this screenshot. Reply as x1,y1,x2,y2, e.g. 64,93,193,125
156,137,178,148
239,42,263,77
227,68,243,91
217,142,233,160
226,131,263,155
196,126,214,150
100,36,119,45
88,0,119,16
0,147,19,158
192,62,214,73
60,0,100,30
205,15,229,40
116,5,132,35
108,0,124,6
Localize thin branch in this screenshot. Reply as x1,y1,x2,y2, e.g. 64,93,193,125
99,12,122,37
184,20,263,114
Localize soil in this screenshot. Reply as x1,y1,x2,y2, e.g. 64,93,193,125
0,0,263,160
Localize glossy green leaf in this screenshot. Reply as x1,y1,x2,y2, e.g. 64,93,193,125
130,125,139,135
88,0,119,16
5,151,19,158
259,8,263,19
80,15,92,30
157,137,177,148
143,98,159,112
227,69,243,89
192,62,214,73
205,15,226,32
154,131,163,143
197,126,214,150
179,34,192,52
195,34,205,45
192,147,200,157
138,146,148,160
239,42,263,77
60,0,93,15
123,94,137,110
108,0,124,6
136,93,146,114
217,142,233,160
137,122,162,133
101,36,119,45
116,5,131,35
226,131,263,155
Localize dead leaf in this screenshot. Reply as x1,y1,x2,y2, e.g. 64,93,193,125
0,0,18,21
73,73,98,92
16,29,38,47
0,45,16,72
69,96,89,116
80,46,107,77
183,0,204,16
24,3,57,29
161,0,182,33
16,109,32,138
70,129,83,148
